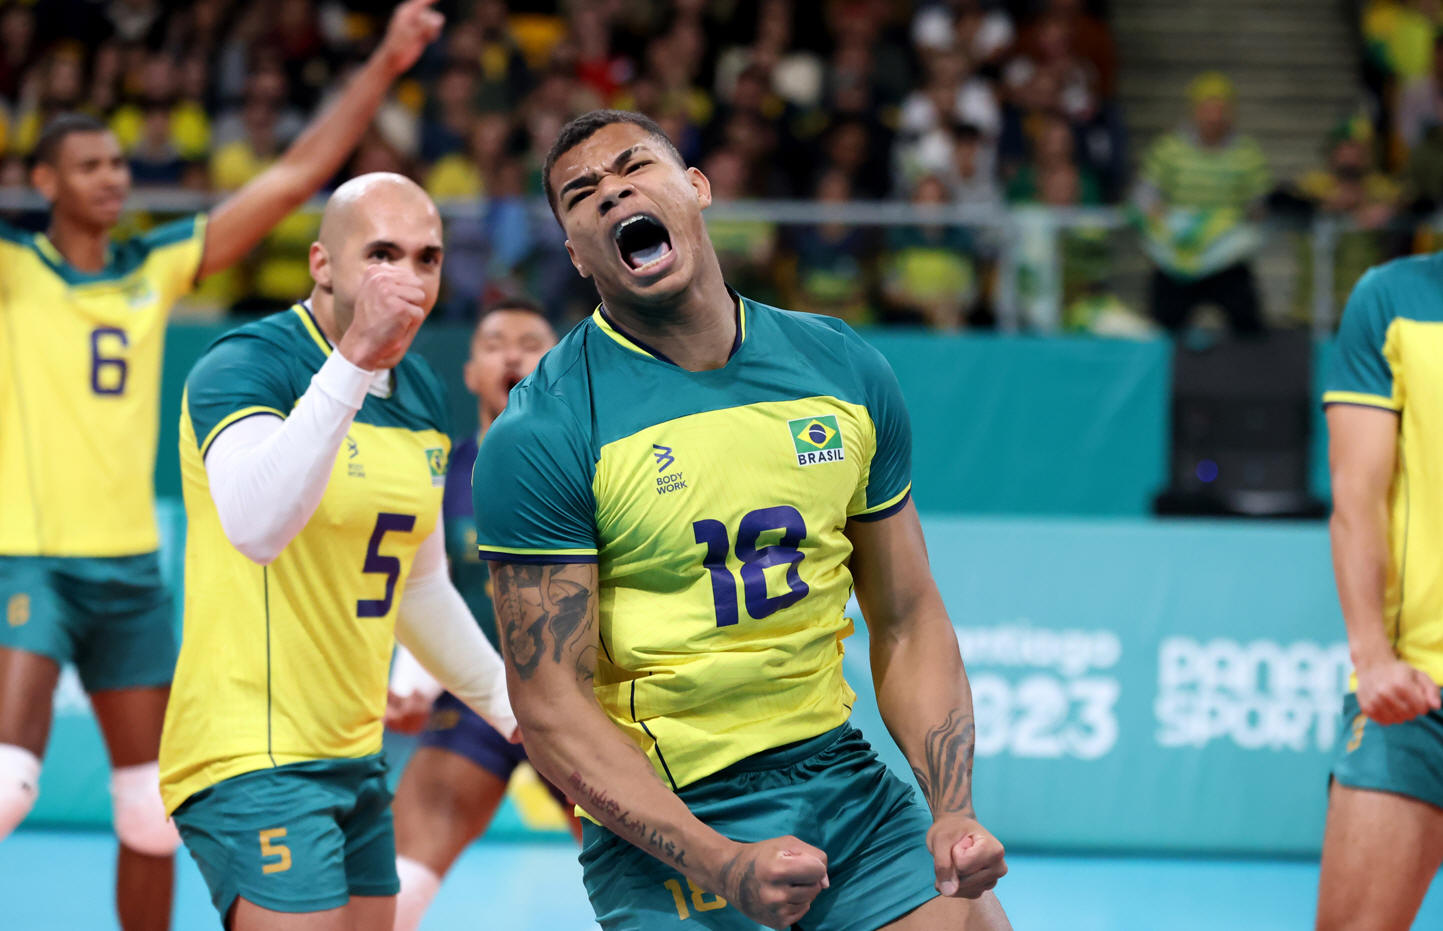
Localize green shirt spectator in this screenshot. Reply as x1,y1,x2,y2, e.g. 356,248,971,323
1135,73,1270,281
1135,72,1270,332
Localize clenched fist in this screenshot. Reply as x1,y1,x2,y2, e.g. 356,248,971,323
338,264,428,371
928,815,1006,899
377,0,445,78
715,836,829,929
1357,657,1441,725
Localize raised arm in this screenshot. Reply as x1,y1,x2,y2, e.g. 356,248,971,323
195,0,443,280
1327,404,1438,724
489,561,828,930
848,499,1007,901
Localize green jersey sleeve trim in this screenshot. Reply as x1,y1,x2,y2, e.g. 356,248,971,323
184,330,299,454
199,405,285,458
1326,266,1400,408
1321,390,1401,412
476,548,599,565
140,213,205,251
849,336,913,512
851,485,912,521
472,388,599,557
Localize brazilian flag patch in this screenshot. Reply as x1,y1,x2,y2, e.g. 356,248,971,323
426,447,447,486
788,415,846,466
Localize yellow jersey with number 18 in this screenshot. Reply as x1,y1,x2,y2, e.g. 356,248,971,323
0,216,206,556
473,296,912,792
160,304,451,814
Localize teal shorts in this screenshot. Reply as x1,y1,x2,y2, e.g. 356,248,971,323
0,553,176,691
172,754,399,923
1331,690,1443,811
579,724,939,930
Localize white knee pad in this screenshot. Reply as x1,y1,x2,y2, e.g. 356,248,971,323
395,856,442,931
110,762,181,856
0,744,40,841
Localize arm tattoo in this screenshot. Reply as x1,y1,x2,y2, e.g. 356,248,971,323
911,708,977,817
718,850,761,918
491,563,597,682
568,769,688,868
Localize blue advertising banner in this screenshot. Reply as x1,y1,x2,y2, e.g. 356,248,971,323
844,515,1343,856
33,511,1345,856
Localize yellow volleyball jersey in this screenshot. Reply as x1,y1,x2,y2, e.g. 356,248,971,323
160,305,451,813
0,216,205,556
473,297,911,791
1325,254,1443,687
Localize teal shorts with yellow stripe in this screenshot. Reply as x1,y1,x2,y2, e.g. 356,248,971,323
579,723,939,930
1331,690,1443,810
0,553,175,691
172,754,398,924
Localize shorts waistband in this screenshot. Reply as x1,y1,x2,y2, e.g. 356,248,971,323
705,723,853,777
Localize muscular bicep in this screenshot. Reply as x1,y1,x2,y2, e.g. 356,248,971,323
488,561,600,695
1327,405,1399,510
847,498,946,641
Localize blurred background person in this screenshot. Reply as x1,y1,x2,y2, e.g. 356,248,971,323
1134,71,1270,334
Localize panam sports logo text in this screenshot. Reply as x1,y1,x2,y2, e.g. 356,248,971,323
788,415,846,466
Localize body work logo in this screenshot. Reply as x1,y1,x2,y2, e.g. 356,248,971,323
652,444,687,494
346,435,364,478
789,415,845,466
426,447,447,486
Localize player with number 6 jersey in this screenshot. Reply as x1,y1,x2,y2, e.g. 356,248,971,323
0,5,452,929
159,174,513,931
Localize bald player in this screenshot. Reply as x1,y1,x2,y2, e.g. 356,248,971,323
0,4,444,929
158,174,515,931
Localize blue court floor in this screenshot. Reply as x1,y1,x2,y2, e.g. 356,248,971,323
3,829,1442,929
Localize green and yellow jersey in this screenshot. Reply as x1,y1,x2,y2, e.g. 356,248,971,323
0,216,206,556
1325,254,1443,687
473,296,911,791
160,304,451,814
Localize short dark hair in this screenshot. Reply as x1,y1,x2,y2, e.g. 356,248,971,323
33,113,111,167
542,109,685,216
478,295,548,321
475,295,554,335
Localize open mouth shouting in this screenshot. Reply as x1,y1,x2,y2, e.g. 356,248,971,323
612,213,675,277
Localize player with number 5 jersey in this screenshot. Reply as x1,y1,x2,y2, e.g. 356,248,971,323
476,110,1010,931
0,4,453,929
159,173,514,931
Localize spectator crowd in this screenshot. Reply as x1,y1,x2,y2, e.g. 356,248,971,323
0,0,1129,328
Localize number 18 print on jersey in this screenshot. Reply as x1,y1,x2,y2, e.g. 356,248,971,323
473,296,912,792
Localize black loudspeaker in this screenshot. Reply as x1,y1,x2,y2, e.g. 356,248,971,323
1153,332,1327,518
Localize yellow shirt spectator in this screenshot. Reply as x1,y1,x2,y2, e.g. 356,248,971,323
424,153,483,202
110,101,211,161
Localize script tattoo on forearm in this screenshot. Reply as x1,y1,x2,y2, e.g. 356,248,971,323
911,708,977,816
491,563,595,681
569,770,688,868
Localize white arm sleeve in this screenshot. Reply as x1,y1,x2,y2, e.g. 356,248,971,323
389,644,444,702
204,351,373,565
394,524,517,736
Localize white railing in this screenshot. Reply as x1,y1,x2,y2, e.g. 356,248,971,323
0,186,1389,336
